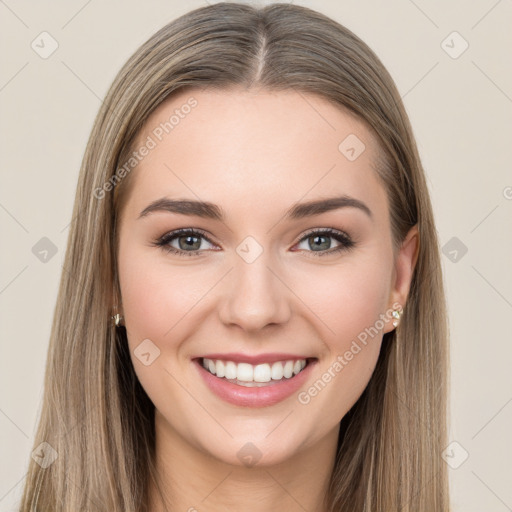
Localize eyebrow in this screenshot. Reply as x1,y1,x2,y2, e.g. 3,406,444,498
138,195,373,221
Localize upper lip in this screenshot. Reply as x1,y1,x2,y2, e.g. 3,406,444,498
196,353,316,365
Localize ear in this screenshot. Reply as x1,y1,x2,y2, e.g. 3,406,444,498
384,224,420,333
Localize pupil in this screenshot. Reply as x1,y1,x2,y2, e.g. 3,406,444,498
310,235,330,251
179,235,200,250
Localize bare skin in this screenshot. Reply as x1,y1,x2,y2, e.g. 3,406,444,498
116,87,419,511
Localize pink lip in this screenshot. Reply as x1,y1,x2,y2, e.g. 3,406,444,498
198,352,312,365
193,358,318,408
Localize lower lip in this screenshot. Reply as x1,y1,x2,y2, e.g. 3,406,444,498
193,358,317,408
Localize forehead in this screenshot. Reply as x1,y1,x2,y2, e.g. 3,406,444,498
123,87,388,221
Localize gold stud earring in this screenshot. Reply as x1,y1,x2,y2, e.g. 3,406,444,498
112,312,123,327
392,308,402,328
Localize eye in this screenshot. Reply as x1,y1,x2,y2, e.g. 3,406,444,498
152,227,355,258
152,228,217,256
293,228,355,256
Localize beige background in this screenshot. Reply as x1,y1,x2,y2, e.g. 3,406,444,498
1,1,511,510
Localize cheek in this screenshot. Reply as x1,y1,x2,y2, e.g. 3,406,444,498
295,256,391,349
118,246,213,343
117,248,214,409
290,256,392,416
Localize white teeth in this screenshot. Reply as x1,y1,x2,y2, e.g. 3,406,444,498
225,361,237,380
201,357,308,383
271,362,284,380
215,360,225,378
237,363,253,382
253,363,272,383
283,361,294,378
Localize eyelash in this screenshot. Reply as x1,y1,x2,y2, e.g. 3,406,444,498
152,227,356,258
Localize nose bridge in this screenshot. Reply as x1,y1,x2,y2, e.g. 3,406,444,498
218,244,291,330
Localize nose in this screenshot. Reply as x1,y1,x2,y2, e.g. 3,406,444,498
217,252,292,332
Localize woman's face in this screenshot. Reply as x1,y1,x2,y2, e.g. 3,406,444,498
117,87,418,467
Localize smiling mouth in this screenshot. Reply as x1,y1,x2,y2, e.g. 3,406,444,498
197,357,316,387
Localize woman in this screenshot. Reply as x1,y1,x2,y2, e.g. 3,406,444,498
19,2,449,511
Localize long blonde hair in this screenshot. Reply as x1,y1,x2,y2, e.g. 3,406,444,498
19,3,449,510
